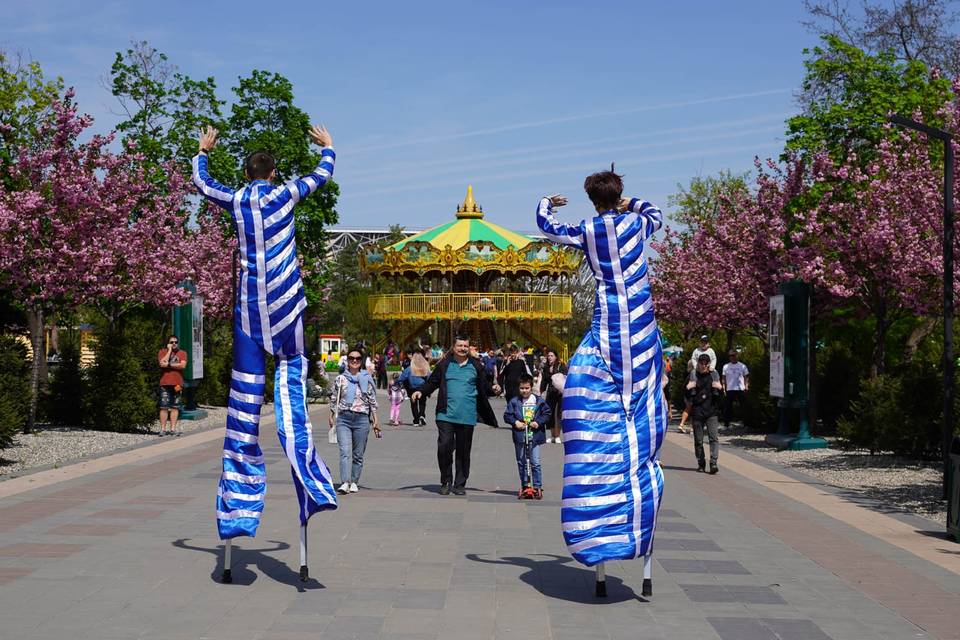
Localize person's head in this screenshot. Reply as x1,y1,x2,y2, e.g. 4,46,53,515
392,372,400,382
346,348,364,373
244,151,277,181
697,353,711,372
699,335,709,348
583,168,624,212
166,334,179,349
452,334,470,359
410,352,430,376
546,349,558,366
518,373,534,399
728,349,738,362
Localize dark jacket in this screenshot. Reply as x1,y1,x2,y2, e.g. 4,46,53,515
539,362,567,403
499,358,530,399
686,369,721,421
503,394,552,445
417,354,498,427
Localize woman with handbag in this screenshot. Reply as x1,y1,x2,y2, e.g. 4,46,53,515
399,351,431,426
328,347,381,494
538,349,566,444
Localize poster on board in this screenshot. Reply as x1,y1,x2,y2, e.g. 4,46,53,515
769,295,784,398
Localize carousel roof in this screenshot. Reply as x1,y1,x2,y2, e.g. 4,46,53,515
389,186,532,252
360,186,582,278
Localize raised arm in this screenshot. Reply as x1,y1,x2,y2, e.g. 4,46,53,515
262,125,335,208
620,197,663,240
536,195,584,249
191,126,235,211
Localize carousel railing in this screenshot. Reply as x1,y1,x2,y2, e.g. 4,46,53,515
368,293,572,320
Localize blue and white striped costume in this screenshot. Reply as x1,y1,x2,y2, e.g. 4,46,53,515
192,150,338,539
537,196,666,567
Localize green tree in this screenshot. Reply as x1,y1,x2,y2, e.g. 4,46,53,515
667,170,749,231
224,70,339,302
0,50,63,176
786,35,953,162
109,41,227,178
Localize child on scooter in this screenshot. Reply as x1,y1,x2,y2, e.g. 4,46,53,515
503,374,552,499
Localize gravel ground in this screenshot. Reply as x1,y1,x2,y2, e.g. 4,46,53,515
0,406,231,478
698,422,947,523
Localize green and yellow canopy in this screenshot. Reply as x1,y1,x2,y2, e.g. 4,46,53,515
359,186,582,278
389,186,532,252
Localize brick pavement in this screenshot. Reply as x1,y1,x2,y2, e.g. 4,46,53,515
0,394,957,639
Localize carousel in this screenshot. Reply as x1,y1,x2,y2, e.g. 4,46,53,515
360,186,581,358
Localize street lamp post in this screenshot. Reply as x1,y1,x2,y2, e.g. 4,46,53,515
888,114,954,500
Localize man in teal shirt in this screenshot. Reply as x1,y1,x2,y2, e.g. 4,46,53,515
413,335,501,495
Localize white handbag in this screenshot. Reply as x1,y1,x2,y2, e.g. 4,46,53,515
551,372,567,394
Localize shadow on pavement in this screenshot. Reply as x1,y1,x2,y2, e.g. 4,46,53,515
465,553,643,604
173,538,326,591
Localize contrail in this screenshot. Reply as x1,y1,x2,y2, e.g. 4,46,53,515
343,125,785,187
345,141,781,200
348,88,792,154
343,112,792,181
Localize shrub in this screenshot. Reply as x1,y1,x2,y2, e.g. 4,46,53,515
814,342,862,434
47,332,85,425
194,319,232,407
84,330,156,432
0,335,30,448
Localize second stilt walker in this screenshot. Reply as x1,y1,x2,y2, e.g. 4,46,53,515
536,168,666,598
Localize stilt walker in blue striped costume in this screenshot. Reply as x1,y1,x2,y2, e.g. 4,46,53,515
192,125,338,582
536,167,665,598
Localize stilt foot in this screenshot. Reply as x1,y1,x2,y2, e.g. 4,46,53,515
641,578,652,597
221,569,232,584
595,580,607,597
299,565,309,582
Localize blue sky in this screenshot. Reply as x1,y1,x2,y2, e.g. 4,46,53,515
1,1,817,234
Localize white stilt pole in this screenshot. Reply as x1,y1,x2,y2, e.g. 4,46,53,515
595,562,607,597
222,539,233,583
642,554,653,597
298,523,309,582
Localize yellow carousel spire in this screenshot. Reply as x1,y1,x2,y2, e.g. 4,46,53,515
456,184,484,219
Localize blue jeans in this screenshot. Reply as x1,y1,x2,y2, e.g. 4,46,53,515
514,441,542,488
336,410,371,484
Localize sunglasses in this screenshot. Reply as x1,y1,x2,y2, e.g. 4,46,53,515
347,356,362,362
169,340,178,345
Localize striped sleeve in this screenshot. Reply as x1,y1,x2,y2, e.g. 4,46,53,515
628,197,663,240
192,154,235,210
284,147,336,205
536,197,584,249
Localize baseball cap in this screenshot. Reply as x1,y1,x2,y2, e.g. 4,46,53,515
699,335,708,341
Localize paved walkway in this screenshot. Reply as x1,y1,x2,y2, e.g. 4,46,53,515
1,395,958,640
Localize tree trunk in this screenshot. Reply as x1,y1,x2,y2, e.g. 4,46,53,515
724,329,735,356
871,315,888,378
904,317,937,362
25,306,44,434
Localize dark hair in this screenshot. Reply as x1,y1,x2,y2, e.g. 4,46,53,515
167,334,178,342
698,354,711,363
245,151,276,180
583,168,623,211
518,373,534,386
453,333,471,345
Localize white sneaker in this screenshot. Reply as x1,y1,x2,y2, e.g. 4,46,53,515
349,482,359,493
554,437,562,444
337,483,350,494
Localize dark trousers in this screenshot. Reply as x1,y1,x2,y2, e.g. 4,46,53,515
693,415,720,464
410,394,427,422
377,369,388,389
723,390,746,425
436,420,475,488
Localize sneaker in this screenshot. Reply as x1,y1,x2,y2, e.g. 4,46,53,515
420,417,427,426
554,437,562,444
697,461,706,473
709,463,719,475
534,488,543,500
158,431,165,437
349,482,359,493
337,482,350,494
439,483,451,496
452,486,466,496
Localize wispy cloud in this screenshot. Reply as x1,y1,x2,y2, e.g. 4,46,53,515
347,88,792,155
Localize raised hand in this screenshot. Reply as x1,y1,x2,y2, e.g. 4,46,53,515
308,124,333,148
548,194,568,207
617,197,632,212
199,125,218,153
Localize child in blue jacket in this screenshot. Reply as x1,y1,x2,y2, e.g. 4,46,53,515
503,373,552,499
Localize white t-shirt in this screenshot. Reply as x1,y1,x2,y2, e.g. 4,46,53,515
722,361,749,391
690,347,717,371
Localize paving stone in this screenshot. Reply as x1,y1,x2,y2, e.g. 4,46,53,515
659,559,751,575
